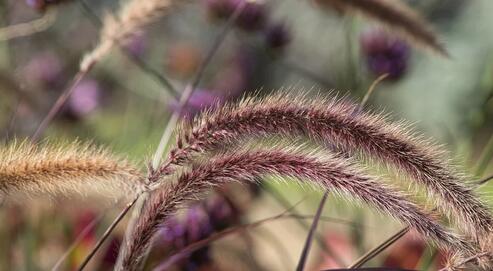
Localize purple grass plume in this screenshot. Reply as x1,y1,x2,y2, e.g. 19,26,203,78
117,147,474,270
157,94,493,243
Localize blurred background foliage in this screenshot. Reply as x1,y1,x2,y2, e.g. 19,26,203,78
1,0,493,270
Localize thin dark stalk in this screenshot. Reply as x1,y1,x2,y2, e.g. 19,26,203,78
476,173,493,186
279,60,334,89
263,186,346,266
349,226,410,268
77,196,139,271
32,70,87,141
296,192,329,271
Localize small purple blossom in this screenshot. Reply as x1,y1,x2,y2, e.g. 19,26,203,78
66,79,101,118
264,22,291,50
360,29,411,80
26,0,67,11
124,31,148,58
155,195,240,269
203,0,238,20
236,0,267,32
169,89,223,118
23,52,63,87
212,47,256,98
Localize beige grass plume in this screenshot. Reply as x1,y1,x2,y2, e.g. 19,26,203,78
0,140,143,199
317,0,448,56
80,0,175,72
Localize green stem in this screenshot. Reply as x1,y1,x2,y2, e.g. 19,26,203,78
474,134,493,176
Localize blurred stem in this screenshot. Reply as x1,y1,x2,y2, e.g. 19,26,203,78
262,185,346,267
52,213,105,271
417,247,438,271
279,60,334,88
344,17,361,91
22,222,37,271
254,228,294,270
474,134,493,176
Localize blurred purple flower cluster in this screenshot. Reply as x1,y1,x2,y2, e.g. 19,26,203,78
62,79,102,120
23,51,63,88
168,46,259,118
155,195,239,269
169,89,222,118
360,29,411,80
125,31,148,58
203,0,291,50
25,0,69,11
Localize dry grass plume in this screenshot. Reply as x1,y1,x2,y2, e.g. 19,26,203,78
0,140,143,199
80,0,175,71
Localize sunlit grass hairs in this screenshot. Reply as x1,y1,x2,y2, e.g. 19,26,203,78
0,140,143,199
117,146,473,270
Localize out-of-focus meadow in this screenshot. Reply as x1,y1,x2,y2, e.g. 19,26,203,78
1,0,493,270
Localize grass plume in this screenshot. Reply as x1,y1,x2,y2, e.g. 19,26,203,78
160,94,492,241
317,0,448,56
0,140,143,199
117,147,472,270
80,0,175,71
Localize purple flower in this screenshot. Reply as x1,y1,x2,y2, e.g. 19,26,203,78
26,0,46,10
264,22,291,50
66,79,101,118
23,52,63,87
203,0,238,20
155,195,240,269
26,0,67,11
360,29,411,80
212,47,256,98
236,0,267,32
184,206,213,244
207,195,240,230
124,31,147,58
169,89,223,118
